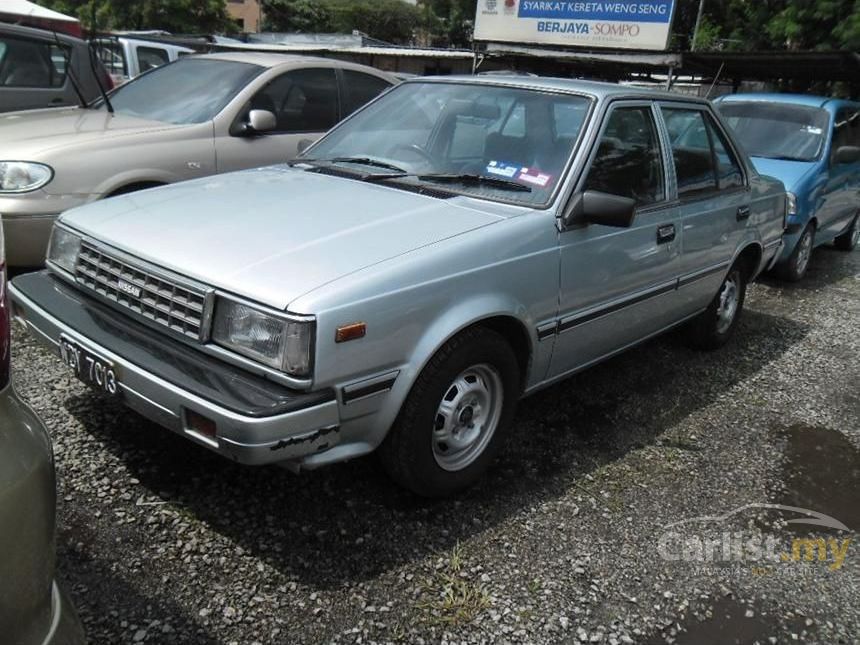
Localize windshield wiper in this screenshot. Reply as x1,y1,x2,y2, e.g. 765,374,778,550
378,172,533,193
290,157,408,174
757,154,809,162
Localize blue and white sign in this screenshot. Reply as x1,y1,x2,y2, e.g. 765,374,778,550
474,1,678,51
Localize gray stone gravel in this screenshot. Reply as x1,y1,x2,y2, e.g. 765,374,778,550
10,246,860,645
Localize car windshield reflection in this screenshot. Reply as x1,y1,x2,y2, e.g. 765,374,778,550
303,81,593,205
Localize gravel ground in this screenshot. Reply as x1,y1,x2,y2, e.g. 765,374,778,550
11,245,860,645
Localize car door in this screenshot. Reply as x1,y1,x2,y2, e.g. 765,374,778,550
659,104,749,313
549,102,681,379
0,34,70,111
820,106,860,239
213,66,340,174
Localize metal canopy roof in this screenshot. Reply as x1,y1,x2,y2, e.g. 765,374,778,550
684,51,860,83
481,42,860,83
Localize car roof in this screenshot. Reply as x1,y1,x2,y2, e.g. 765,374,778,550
193,51,346,69
408,74,711,104
717,93,860,111
0,21,83,44
188,51,397,81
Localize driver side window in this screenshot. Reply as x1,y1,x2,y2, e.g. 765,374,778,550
584,106,665,206
247,67,338,134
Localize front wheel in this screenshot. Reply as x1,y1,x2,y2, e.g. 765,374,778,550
774,224,815,282
686,263,748,350
834,214,859,252
379,328,521,497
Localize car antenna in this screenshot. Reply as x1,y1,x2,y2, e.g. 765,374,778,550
51,29,88,108
87,6,114,114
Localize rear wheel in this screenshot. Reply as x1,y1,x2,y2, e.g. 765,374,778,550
834,213,859,252
775,223,814,282
379,328,520,497
686,262,748,350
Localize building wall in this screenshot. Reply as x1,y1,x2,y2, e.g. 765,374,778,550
226,0,263,33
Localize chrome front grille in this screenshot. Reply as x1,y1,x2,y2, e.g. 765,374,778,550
75,242,208,340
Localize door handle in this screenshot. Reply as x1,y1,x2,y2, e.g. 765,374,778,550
737,205,751,221
657,223,676,244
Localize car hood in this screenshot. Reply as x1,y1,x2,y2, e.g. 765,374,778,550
0,107,182,157
749,157,817,193
61,166,506,311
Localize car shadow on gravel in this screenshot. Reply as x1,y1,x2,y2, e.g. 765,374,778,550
61,309,808,592
57,513,219,644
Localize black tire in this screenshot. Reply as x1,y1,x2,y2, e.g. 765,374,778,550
774,223,815,282
834,213,859,252
686,262,748,351
379,327,521,498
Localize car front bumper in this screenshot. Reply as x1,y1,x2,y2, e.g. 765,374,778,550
0,193,89,267
10,271,342,466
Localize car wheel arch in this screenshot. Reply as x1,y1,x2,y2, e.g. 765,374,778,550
371,305,535,437
105,181,167,199
733,242,763,281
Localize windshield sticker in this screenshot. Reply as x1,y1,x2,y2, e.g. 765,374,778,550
486,161,520,179
803,126,823,135
518,168,552,187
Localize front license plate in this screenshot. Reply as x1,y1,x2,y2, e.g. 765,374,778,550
59,335,121,397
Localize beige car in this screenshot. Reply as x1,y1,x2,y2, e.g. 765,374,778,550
0,52,396,266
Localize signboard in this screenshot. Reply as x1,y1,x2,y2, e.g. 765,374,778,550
474,1,678,51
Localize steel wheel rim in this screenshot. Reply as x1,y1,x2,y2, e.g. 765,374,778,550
796,230,813,274
716,272,740,335
432,363,504,472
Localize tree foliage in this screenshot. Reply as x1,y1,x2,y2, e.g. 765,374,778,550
261,0,422,44
683,0,860,51
39,0,233,34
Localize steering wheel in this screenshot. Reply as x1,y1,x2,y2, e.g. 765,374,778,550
391,143,435,164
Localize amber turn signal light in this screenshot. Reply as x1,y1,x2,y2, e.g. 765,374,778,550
335,322,366,343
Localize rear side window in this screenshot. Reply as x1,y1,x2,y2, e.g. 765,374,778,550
137,46,170,73
341,70,391,117
0,36,66,88
96,40,128,78
663,107,744,197
584,106,665,206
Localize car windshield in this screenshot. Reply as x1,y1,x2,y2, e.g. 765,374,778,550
717,101,829,162
95,58,263,125
304,81,592,205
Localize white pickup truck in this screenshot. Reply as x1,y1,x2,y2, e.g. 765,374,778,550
95,35,193,85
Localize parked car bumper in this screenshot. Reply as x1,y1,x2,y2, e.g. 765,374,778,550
2,213,58,267
10,271,343,466
44,581,86,645
1,193,88,267
0,384,85,645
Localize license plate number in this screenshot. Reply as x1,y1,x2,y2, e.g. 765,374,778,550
59,336,121,397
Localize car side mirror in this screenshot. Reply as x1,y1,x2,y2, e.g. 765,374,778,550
835,145,860,165
562,190,637,228
240,109,276,136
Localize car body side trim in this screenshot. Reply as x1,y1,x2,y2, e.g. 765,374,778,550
677,262,730,288
557,279,679,334
341,371,400,405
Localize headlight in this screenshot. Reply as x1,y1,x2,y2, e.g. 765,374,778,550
211,297,314,376
47,225,82,274
786,192,797,217
0,162,53,193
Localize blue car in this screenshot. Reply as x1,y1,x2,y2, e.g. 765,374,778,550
716,94,860,281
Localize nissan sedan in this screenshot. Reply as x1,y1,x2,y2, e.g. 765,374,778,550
11,77,786,497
